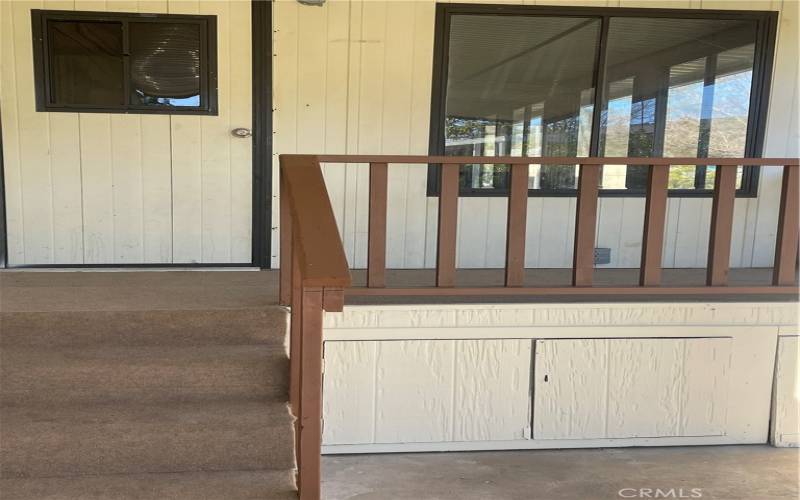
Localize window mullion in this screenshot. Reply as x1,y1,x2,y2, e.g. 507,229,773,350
588,15,609,159
695,53,717,189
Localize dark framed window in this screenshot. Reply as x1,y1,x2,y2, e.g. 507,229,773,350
31,9,217,115
427,4,778,197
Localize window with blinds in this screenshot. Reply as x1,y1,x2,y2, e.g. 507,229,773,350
32,10,216,115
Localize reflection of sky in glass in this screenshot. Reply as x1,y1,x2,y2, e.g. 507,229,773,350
157,95,200,107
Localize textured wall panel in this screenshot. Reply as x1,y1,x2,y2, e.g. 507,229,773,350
771,336,800,447
322,341,378,445
322,339,532,445
533,338,731,440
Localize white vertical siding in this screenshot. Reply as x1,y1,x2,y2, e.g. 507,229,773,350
0,0,252,265
272,0,799,270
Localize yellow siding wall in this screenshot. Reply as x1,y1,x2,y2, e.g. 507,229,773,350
0,0,252,265
272,0,799,270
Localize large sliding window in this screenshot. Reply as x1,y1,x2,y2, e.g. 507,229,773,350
428,5,777,197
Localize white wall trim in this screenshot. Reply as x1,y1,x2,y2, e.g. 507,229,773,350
323,434,763,455
325,302,799,337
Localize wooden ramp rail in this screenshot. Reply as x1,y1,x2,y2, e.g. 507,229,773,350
279,155,351,500
279,154,798,498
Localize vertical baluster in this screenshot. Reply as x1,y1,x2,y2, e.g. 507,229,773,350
297,287,324,500
572,164,601,287
367,162,388,287
505,163,529,287
706,164,737,286
437,163,459,287
279,171,292,306
773,165,799,286
640,164,670,286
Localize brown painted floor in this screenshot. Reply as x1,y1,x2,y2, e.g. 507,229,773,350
0,269,279,311
1,268,795,311
323,446,800,500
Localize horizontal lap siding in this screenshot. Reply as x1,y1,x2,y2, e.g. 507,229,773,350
0,0,252,265
272,0,796,270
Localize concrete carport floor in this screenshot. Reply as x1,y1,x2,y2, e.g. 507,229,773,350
322,446,799,500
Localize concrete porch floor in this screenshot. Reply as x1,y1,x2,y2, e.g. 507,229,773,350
323,446,800,500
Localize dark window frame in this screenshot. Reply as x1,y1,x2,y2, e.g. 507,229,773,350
31,9,218,115
427,3,778,198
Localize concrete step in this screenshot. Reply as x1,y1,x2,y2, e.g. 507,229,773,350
0,309,288,348
1,400,296,477
1,345,288,405
0,470,297,500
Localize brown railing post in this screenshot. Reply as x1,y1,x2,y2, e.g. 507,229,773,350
640,164,670,286
437,163,459,287
505,163,529,287
707,164,737,286
572,164,600,287
367,162,388,288
289,238,302,420
279,171,292,306
773,165,799,286
297,287,324,500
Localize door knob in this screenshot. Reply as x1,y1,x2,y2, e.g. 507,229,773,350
231,128,252,138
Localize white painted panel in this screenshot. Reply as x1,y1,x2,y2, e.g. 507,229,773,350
452,339,531,441
373,340,455,443
533,339,609,439
110,115,145,263
9,1,56,264
606,339,685,438
140,116,173,263
618,197,645,268
457,198,490,268
533,338,732,440
0,0,251,265
80,115,116,264
1,0,25,264
680,337,731,436
322,339,532,445
228,0,254,263
322,341,378,445
323,302,788,453
49,113,84,264
771,336,800,447
538,199,574,268
596,198,624,267
200,0,233,263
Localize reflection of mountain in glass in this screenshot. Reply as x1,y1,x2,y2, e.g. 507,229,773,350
442,13,757,192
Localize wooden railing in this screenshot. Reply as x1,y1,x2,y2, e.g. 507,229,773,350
279,154,798,499
279,155,350,500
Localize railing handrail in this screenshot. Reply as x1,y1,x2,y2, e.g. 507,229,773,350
280,155,351,289
279,154,351,500
279,153,798,500
316,154,800,166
